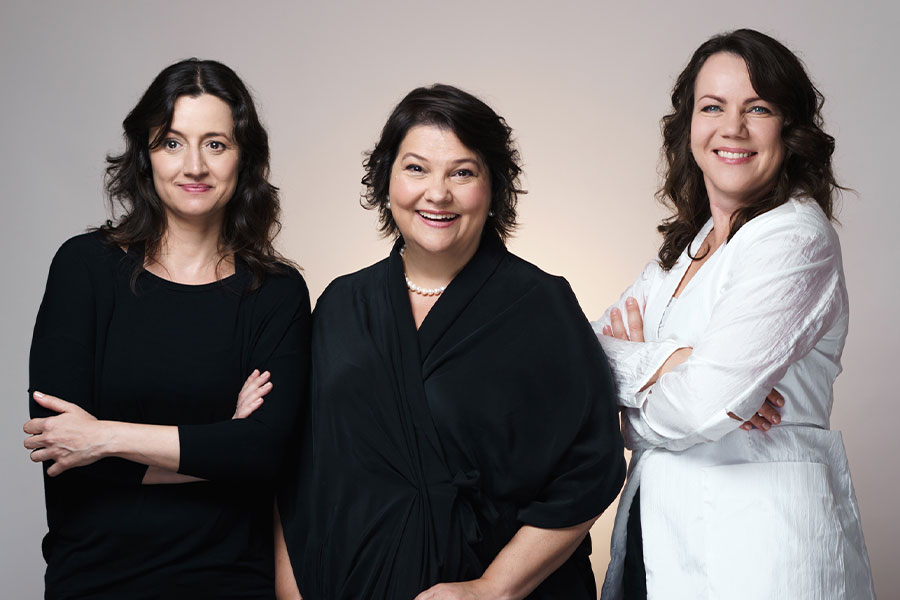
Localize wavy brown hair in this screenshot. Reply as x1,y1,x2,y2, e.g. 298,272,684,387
102,58,290,288
361,84,524,241
657,29,840,270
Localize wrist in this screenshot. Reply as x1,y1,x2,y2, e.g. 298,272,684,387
97,420,124,459
476,574,516,600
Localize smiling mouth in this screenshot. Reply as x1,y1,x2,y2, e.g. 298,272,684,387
714,150,756,159
417,211,459,222
179,184,212,192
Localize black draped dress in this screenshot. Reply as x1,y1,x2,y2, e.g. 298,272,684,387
280,234,625,599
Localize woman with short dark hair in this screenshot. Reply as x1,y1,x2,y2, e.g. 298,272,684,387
594,29,875,599
277,84,626,599
24,58,310,598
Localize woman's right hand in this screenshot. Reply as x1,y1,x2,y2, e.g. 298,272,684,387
233,369,272,419
608,297,784,432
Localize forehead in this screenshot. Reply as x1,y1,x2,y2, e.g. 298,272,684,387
694,52,756,98
397,124,478,159
168,94,234,132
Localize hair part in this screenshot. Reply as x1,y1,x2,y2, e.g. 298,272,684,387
102,58,291,289
361,83,524,241
656,28,842,270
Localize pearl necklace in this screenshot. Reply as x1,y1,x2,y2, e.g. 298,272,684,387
399,246,447,297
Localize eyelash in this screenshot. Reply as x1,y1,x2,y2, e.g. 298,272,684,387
160,139,228,152
699,105,773,115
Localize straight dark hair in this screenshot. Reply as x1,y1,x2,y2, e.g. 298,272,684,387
361,84,524,241
657,29,840,270
102,58,290,288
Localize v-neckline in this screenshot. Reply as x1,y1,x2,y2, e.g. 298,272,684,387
669,218,720,300
387,234,506,365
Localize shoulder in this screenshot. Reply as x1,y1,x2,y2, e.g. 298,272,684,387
53,230,118,264
252,264,312,313
316,257,389,309
500,252,585,316
739,199,838,245
48,231,123,283
730,199,843,276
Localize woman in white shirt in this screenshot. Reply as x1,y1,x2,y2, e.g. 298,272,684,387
595,29,875,600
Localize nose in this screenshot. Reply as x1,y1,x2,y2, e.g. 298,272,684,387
182,146,208,178
720,108,747,137
424,174,451,204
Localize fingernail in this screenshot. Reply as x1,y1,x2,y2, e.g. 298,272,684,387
626,297,637,306
33,391,44,399
777,399,784,407
772,415,780,424
761,422,770,430
611,308,620,316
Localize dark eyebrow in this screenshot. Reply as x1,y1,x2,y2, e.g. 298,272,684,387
399,153,480,166
167,128,234,142
400,152,429,163
450,157,480,167
697,95,769,105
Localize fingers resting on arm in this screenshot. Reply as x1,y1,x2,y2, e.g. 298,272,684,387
602,297,645,342
234,369,273,419
729,388,785,432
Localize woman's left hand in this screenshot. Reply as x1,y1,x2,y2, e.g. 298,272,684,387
23,392,109,476
413,578,501,600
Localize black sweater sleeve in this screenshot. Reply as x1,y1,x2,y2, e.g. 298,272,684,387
177,272,312,484
29,236,148,483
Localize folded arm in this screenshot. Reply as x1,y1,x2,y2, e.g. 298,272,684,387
613,220,844,451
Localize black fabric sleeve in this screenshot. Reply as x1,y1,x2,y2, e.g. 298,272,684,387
177,272,311,484
29,236,148,483
516,278,626,528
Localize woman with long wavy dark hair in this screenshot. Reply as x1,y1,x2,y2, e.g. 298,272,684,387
593,29,875,599
23,59,310,599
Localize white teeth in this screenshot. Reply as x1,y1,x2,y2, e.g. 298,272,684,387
418,212,457,221
716,150,753,159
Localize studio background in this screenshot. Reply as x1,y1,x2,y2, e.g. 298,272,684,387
2,1,896,597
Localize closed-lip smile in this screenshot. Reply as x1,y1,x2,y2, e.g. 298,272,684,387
179,183,212,192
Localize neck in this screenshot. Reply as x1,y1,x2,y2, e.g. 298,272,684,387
149,216,231,284
401,238,481,290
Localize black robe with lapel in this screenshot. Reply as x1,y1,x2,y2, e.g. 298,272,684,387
280,234,625,599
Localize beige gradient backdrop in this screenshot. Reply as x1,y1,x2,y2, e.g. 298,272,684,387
2,0,897,597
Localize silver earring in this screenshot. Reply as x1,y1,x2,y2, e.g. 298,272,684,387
488,210,495,217
386,195,391,210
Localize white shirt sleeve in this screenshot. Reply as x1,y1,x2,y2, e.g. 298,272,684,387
591,261,688,408
625,212,844,451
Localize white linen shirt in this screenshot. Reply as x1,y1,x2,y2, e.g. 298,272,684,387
595,199,874,600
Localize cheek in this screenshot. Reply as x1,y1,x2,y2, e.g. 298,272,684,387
467,184,492,216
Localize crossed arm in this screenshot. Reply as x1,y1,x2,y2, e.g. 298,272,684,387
24,369,274,482
601,298,783,433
